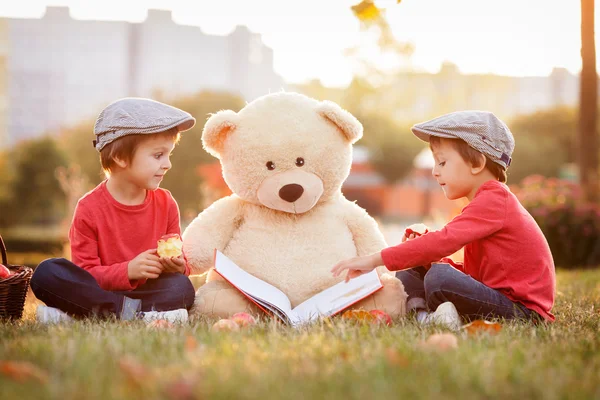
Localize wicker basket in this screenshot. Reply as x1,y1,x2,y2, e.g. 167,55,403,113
0,234,33,320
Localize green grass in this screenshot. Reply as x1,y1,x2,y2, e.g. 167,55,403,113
1,269,600,400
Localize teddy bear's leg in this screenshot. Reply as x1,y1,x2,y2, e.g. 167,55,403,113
190,280,261,320
349,274,408,318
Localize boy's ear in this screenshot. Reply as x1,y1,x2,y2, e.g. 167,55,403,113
202,110,239,159
470,153,488,175
316,100,363,144
113,156,128,169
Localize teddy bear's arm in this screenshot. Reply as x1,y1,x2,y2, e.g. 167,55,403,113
182,195,244,274
344,201,389,274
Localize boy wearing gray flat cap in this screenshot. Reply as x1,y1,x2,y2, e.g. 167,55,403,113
31,98,197,324
333,111,555,328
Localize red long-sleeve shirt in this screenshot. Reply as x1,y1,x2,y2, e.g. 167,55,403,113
69,180,190,291
381,180,556,321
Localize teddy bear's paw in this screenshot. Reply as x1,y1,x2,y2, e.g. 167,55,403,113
190,280,260,319
350,274,408,318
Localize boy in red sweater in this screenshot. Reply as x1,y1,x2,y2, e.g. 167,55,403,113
332,111,555,329
31,98,197,323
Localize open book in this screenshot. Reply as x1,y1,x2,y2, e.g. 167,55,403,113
213,249,383,326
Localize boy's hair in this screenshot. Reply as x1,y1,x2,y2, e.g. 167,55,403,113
100,127,180,177
429,136,507,183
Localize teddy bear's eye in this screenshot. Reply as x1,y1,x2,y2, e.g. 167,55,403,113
295,157,305,167
266,161,276,170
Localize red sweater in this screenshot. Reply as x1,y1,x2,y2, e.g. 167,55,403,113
69,181,190,291
381,180,555,321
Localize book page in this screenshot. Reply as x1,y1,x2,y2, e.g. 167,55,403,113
290,270,383,325
214,250,294,318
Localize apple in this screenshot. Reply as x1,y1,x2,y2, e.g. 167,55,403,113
369,309,393,326
157,233,183,258
211,319,240,332
421,333,458,352
405,223,429,238
0,264,11,279
231,312,257,327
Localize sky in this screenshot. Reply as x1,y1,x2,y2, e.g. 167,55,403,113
0,0,589,87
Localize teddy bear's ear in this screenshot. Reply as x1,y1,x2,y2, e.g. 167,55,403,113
202,110,239,158
316,101,363,144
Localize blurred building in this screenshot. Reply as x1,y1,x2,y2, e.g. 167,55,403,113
0,7,284,148
375,62,580,123
297,63,582,126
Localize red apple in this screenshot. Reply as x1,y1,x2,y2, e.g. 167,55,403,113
231,312,257,327
405,223,429,238
0,264,11,279
370,309,393,326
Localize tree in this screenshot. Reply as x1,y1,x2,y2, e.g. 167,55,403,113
579,0,599,203
509,107,578,183
2,137,69,226
356,113,423,183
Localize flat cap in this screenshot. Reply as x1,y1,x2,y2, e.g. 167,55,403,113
411,110,515,169
93,97,196,151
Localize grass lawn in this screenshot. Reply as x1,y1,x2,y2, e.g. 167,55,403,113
1,269,600,400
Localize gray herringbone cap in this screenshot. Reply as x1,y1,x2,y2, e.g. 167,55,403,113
93,97,196,151
411,110,515,169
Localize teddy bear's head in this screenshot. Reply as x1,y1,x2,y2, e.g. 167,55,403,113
202,92,362,214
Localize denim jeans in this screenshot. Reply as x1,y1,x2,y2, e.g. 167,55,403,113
396,263,536,321
30,258,195,319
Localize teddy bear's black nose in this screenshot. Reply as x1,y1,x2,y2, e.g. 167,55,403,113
279,184,304,203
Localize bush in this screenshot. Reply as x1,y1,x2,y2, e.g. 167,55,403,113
512,175,600,268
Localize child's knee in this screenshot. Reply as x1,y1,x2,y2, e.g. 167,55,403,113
423,263,456,296
169,274,196,309
30,258,63,289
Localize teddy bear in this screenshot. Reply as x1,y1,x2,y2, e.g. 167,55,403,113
182,92,407,320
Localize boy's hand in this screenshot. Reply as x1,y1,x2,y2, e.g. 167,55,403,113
403,223,430,242
159,255,186,274
128,249,163,280
330,253,383,283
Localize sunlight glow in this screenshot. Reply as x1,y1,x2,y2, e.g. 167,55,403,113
0,0,591,87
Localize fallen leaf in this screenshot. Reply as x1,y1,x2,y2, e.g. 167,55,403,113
462,320,502,336
418,333,459,352
185,335,198,351
0,361,49,384
341,309,375,323
119,356,150,387
164,375,197,400
384,348,410,367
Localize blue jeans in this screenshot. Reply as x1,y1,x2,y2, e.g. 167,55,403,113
30,258,195,320
396,263,536,321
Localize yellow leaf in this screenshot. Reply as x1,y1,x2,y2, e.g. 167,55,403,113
462,320,502,335
341,309,375,323
351,0,381,21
